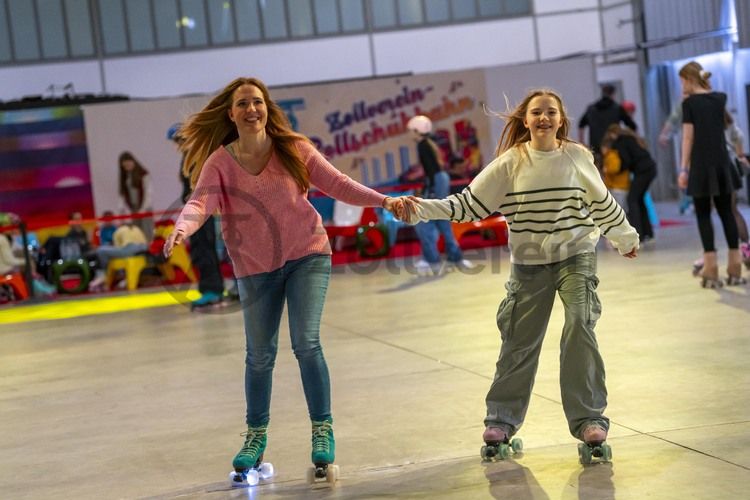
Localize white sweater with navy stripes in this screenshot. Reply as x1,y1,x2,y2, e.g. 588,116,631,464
413,141,640,265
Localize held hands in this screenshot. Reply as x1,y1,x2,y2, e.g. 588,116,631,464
382,196,421,223
163,228,186,259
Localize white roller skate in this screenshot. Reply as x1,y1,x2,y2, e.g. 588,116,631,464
577,423,611,465
229,425,274,487
480,426,523,461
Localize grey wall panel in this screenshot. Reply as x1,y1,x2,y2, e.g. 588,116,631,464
643,0,727,65
737,0,750,48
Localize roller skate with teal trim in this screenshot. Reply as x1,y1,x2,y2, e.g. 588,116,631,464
190,291,223,311
307,419,339,485
480,426,523,461
577,423,612,465
228,425,274,487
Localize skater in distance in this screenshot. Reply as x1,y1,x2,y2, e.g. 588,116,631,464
677,61,746,287
163,76,408,486
402,88,638,464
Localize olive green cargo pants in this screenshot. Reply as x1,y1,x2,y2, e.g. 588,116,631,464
484,252,609,439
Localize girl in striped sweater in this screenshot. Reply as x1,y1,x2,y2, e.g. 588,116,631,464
404,89,639,461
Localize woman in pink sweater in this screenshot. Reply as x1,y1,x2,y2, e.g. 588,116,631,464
164,77,403,486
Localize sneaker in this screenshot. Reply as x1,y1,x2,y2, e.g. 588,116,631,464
415,259,441,276
455,259,476,270
311,419,335,465
580,423,607,444
32,279,57,297
88,274,106,292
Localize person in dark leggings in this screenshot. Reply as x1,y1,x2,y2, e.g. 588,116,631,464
605,124,657,242
678,62,745,287
168,123,230,307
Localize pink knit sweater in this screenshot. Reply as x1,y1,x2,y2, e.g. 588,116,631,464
175,140,386,277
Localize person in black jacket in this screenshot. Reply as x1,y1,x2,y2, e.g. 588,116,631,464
578,84,638,170
604,124,657,241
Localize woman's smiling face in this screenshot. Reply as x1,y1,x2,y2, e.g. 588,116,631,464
228,84,268,133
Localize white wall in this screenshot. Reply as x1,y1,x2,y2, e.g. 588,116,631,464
82,96,210,216
483,57,598,157
373,18,536,75
0,60,104,99
102,35,375,99
536,11,603,60
534,0,598,14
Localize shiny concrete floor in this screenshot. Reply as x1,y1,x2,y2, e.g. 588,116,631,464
1,203,749,499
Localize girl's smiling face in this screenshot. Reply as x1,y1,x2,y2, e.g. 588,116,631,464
524,95,562,150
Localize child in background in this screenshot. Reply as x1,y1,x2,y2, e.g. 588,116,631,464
605,124,658,242
600,137,630,210
98,211,117,247
403,89,638,462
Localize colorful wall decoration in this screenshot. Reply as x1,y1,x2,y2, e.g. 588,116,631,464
0,106,94,228
272,70,490,188
81,69,491,222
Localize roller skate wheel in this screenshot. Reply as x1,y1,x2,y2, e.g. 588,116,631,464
229,469,259,487
498,443,511,459
480,444,496,460
701,277,723,289
306,467,316,484
326,464,339,484
246,469,260,486
578,443,592,465
259,462,274,479
510,437,523,453
601,443,612,462
229,470,245,486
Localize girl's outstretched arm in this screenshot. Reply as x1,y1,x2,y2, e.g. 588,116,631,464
409,156,507,224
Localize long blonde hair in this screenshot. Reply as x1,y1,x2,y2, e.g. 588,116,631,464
494,89,572,158
678,61,712,91
180,77,311,191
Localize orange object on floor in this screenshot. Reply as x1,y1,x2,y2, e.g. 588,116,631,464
0,272,30,300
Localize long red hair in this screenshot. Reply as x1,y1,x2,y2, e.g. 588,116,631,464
179,77,311,191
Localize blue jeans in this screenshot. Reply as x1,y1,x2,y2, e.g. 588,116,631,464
94,243,148,270
237,254,332,426
416,171,463,263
